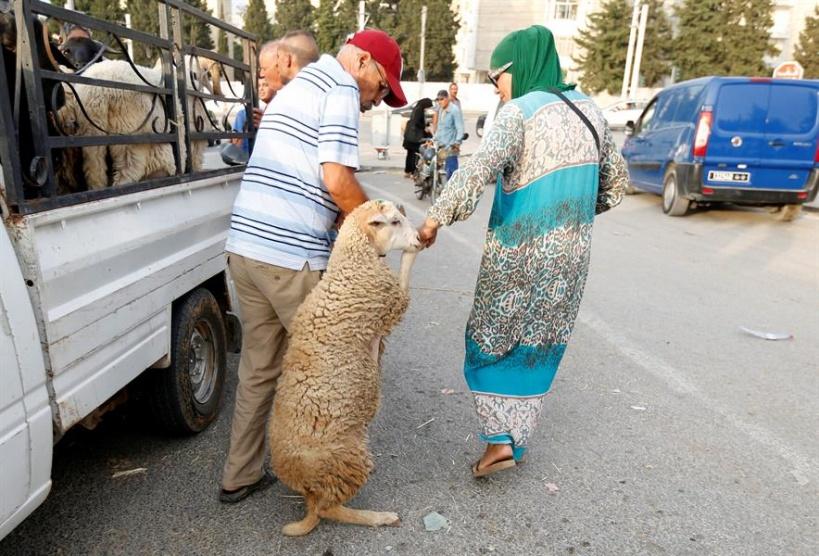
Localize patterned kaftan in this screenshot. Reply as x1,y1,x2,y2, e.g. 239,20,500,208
427,91,629,459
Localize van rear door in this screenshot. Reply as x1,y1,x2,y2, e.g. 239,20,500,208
706,82,769,189
759,82,818,191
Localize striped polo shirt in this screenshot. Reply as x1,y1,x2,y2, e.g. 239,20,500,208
225,55,360,271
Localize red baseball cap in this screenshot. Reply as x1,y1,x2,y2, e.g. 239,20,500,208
346,29,407,108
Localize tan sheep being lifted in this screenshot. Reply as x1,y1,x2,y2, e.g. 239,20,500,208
269,200,422,537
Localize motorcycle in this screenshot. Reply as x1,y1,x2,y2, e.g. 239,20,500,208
413,133,468,203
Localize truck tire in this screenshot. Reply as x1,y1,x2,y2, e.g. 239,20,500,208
145,288,227,434
662,169,690,216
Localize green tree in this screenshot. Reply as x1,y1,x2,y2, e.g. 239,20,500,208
183,0,215,50
272,0,316,38
793,6,819,79
244,0,275,44
52,0,125,49
125,0,159,65
574,0,672,95
391,0,458,81
315,0,357,54
673,0,778,80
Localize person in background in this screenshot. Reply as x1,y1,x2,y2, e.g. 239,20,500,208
432,89,464,179
219,28,407,504
402,97,433,178
418,25,628,478
232,78,274,154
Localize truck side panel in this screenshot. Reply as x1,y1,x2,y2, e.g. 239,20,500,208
9,174,240,433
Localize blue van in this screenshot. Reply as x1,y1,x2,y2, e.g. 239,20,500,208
621,77,819,216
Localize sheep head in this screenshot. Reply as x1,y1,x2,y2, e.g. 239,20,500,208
352,200,422,257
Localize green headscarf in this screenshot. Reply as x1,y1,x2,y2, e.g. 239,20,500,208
489,25,575,99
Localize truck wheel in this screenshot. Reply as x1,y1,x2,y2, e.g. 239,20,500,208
145,288,227,434
662,169,690,216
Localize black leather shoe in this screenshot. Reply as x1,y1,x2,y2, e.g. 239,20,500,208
219,469,276,504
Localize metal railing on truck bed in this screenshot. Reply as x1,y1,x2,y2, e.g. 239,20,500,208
0,0,258,215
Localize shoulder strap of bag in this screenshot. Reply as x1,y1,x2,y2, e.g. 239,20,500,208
549,88,600,154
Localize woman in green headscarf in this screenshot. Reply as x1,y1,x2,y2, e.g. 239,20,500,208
418,26,629,477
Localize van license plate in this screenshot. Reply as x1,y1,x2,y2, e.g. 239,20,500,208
708,171,750,183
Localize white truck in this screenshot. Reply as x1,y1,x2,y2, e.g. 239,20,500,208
1,1,256,539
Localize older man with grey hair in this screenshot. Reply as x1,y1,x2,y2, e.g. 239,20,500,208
220,29,407,504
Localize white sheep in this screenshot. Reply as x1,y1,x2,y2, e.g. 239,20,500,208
57,56,221,189
268,200,421,537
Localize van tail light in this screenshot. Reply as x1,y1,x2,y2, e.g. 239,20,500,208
693,110,713,158
815,141,819,163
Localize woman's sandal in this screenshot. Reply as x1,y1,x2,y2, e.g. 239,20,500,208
472,457,516,478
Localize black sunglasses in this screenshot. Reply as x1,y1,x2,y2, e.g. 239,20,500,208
488,61,513,87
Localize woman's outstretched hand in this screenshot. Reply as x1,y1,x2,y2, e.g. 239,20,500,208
418,218,440,248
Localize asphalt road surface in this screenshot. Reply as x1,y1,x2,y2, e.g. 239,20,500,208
2,171,817,555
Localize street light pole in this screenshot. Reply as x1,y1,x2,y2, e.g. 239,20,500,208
418,5,427,85
358,1,366,31
621,1,640,99
629,3,649,99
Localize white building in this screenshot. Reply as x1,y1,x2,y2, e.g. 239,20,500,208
453,0,817,85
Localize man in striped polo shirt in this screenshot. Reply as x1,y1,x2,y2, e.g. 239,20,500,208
220,29,407,503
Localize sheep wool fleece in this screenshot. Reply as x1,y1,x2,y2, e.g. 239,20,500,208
268,203,409,510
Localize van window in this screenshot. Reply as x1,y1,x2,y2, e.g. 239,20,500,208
715,84,769,133
671,85,705,124
652,93,680,130
637,98,657,132
766,85,817,135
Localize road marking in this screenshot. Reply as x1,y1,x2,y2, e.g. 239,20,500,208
362,177,817,487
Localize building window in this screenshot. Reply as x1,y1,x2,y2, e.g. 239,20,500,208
555,0,578,20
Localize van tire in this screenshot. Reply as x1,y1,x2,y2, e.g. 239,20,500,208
662,169,690,216
145,288,227,435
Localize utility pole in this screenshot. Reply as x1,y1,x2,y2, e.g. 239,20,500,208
124,13,134,61
628,3,649,99
418,5,427,84
358,1,366,31
621,1,640,99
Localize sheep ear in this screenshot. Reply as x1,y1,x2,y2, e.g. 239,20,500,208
367,212,388,227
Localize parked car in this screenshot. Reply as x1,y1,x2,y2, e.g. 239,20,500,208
621,76,819,217
602,99,647,130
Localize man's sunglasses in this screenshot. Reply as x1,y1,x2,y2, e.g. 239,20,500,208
488,61,513,87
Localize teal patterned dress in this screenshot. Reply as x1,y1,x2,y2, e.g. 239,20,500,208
427,90,629,460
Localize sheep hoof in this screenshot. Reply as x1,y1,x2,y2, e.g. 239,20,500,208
282,515,320,537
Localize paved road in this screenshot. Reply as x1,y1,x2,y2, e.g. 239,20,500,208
2,172,817,555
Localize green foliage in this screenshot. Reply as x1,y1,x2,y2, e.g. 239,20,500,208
672,0,778,80
183,0,214,51
244,0,275,44
125,0,158,65
316,0,357,53
793,6,819,79
574,0,672,95
390,0,458,81
272,0,316,38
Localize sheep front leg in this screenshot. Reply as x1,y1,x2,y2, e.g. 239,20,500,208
398,251,417,294
370,335,383,364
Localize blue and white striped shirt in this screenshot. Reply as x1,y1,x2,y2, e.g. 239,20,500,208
225,55,360,271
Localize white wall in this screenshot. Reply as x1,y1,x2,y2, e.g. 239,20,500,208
400,81,501,113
